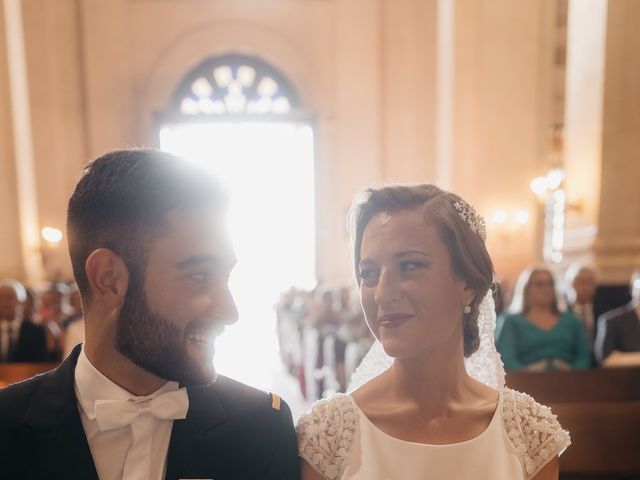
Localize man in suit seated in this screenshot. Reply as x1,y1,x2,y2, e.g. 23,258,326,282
565,263,598,348
0,279,47,363
0,149,299,479
595,267,640,366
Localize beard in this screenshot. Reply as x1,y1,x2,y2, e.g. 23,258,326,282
115,282,216,386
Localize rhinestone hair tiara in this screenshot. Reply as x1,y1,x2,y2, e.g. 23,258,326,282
453,200,487,242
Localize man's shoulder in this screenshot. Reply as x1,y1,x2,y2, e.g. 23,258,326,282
0,371,49,425
185,375,296,453
210,375,293,422
600,304,637,326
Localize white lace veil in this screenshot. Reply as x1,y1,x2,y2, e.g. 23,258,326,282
347,290,506,392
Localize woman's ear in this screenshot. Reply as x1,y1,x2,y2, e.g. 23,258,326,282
463,285,476,306
85,249,129,309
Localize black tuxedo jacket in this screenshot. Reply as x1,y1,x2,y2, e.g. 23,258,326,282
0,346,300,479
595,302,640,365
7,320,48,362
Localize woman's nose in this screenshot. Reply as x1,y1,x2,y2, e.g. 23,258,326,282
374,269,402,307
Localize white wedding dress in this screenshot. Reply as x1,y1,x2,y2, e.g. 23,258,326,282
297,294,570,479
297,389,570,480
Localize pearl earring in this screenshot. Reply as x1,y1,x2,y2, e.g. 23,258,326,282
464,305,471,314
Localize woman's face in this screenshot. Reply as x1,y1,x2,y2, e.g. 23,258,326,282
526,270,556,309
358,209,472,359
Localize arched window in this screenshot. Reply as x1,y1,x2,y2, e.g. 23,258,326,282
168,54,300,116
158,53,315,392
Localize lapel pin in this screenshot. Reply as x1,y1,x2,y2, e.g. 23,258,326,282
271,393,281,411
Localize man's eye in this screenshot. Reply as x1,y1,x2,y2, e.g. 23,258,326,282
190,273,209,282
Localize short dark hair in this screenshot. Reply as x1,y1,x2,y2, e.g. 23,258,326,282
348,184,494,357
67,149,226,303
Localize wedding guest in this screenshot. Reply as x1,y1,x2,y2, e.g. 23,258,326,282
21,288,37,322
564,263,598,345
39,282,72,360
595,267,640,366
0,279,47,362
298,185,570,480
496,266,591,371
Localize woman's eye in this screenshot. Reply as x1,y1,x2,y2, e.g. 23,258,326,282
400,261,423,272
359,268,379,282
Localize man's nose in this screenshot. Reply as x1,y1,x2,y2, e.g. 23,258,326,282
218,287,239,326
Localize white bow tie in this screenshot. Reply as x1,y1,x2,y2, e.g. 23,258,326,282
94,388,189,431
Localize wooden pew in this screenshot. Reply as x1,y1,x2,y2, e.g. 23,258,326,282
0,362,59,388
506,368,640,403
507,368,640,479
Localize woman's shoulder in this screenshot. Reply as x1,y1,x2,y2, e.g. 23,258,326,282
499,312,525,323
502,388,571,479
297,393,358,480
559,310,582,325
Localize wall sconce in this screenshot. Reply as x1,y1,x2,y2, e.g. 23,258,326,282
489,209,530,242
41,227,62,245
40,227,63,280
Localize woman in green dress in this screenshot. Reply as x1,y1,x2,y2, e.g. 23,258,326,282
496,266,591,371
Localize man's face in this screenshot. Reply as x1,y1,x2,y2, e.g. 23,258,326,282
116,207,238,386
0,286,18,321
40,291,63,317
572,268,597,304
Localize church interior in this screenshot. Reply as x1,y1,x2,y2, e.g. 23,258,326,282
1,0,639,478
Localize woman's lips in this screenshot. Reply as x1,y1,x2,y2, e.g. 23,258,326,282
378,314,414,328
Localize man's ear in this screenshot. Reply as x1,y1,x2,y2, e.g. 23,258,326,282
85,249,129,309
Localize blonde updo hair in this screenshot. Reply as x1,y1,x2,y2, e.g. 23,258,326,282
348,184,494,357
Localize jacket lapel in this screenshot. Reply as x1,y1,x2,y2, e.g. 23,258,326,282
165,382,227,480
11,345,98,479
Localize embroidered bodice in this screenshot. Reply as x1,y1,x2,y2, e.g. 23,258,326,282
297,389,570,480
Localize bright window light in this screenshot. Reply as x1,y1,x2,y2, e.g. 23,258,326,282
160,121,315,397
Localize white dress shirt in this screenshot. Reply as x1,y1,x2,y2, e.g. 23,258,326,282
74,347,186,480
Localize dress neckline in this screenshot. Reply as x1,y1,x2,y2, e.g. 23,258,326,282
347,390,503,448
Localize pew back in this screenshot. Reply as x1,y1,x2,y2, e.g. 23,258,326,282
507,368,640,478
0,362,58,388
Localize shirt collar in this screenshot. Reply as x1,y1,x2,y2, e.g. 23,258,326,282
74,346,180,421
572,302,593,313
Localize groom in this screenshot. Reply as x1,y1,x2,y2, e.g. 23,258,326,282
0,149,300,479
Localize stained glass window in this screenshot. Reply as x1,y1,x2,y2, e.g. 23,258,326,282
170,54,299,116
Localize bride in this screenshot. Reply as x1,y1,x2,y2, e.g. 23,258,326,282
297,185,570,480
